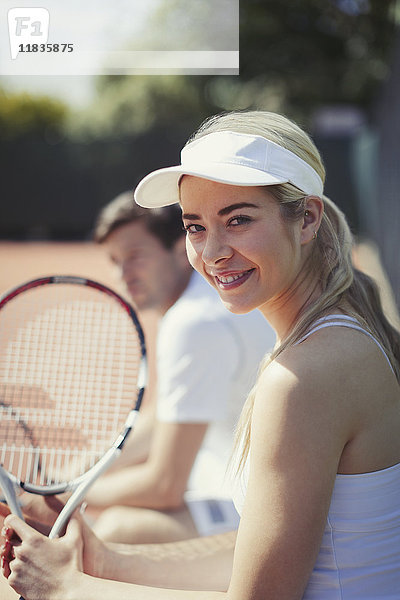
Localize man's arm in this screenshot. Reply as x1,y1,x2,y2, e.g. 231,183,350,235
86,420,208,509
86,314,240,510
105,401,156,471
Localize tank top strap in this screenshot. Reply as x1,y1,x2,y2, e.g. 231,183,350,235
295,314,395,375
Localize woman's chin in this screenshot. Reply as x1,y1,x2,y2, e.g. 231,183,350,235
220,298,256,315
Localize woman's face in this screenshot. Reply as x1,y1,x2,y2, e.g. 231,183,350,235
180,176,305,317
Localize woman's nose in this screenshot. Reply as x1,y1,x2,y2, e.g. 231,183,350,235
201,232,233,266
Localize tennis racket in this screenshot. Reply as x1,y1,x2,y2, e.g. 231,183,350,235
0,275,147,551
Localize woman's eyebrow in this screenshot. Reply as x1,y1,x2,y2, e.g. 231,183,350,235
182,202,259,221
181,212,200,221
218,202,259,216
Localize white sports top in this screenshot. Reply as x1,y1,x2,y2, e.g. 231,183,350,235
232,315,400,599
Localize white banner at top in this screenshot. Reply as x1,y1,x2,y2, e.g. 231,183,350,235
0,0,239,76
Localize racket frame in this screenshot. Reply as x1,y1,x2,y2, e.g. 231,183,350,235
0,275,147,538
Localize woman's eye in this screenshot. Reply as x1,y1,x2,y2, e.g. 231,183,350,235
229,215,252,226
185,223,205,234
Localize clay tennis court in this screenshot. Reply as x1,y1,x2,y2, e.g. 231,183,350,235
0,240,158,403
0,241,118,294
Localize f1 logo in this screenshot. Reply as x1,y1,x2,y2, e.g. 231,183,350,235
7,7,50,59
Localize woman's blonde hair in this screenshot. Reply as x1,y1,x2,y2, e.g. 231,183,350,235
189,111,400,472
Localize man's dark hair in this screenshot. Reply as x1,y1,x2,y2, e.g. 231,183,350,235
93,191,184,249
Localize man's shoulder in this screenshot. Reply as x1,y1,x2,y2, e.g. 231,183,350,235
164,273,227,324
161,272,274,351
160,299,233,340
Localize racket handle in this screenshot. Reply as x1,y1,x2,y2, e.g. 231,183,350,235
0,466,23,519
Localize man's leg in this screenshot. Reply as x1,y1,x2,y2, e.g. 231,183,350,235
92,504,199,544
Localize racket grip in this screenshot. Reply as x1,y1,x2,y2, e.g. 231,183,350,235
0,466,23,519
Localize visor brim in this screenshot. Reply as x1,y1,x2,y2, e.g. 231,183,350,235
134,164,288,208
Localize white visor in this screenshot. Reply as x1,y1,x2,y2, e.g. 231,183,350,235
134,131,324,208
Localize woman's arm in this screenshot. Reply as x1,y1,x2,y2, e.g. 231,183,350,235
1,516,233,599
226,348,353,600
64,574,227,600
1,497,234,591
91,528,235,590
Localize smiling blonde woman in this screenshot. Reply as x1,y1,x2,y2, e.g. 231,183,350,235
2,110,400,600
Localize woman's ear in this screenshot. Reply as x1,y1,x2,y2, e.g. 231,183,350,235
301,196,324,245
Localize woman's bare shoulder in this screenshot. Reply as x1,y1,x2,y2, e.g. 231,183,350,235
265,323,392,392
253,324,399,466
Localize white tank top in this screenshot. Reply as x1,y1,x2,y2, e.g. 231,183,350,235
232,315,400,598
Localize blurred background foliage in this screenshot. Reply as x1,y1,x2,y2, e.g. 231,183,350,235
0,90,68,141
0,0,399,301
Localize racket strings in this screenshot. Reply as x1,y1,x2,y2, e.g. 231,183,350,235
0,283,143,485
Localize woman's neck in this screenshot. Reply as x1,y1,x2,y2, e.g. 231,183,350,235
259,274,325,344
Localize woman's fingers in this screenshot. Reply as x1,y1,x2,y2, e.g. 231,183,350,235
3,515,36,543
1,514,84,599
1,538,14,579
0,503,11,519
1,518,23,580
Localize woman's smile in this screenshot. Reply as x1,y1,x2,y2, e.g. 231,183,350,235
211,268,255,290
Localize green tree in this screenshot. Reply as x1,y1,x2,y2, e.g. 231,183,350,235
74,0,397,138
238,0,396,120
0,89,67,141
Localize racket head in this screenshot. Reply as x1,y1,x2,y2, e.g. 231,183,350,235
0,275,147,491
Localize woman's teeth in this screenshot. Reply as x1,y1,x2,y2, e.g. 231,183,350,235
218,273,243,284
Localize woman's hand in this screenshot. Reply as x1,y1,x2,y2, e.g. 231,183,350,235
1,514,84,600
0,498,109,581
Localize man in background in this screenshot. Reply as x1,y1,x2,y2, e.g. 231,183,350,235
85,191,275,544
